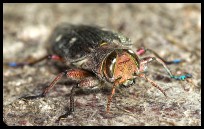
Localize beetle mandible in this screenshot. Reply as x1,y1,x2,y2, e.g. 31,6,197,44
8,23,192,120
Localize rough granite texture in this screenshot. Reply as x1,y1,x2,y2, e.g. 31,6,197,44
3,3,201,126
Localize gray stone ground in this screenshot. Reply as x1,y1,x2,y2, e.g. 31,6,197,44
3,3,201,126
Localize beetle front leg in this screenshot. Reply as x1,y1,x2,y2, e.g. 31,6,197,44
136,48,182,65
139,74,167,97
140,56,192,81
106,79,120,113
106,84,116,113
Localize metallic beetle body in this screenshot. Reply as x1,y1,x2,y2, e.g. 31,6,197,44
48,23,138,87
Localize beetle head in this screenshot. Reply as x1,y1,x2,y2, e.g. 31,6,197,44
102,49,141,87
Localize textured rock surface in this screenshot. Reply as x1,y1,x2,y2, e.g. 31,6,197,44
3,3,201,126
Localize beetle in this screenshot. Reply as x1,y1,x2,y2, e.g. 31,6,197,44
7,23,192,121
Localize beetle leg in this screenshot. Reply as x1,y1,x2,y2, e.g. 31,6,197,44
140,56,192,81
41,71,67,97
106,79,120,113
57,76,100,121
22,70,67,100
136,48,182,64
42,69,91,96
106,85,116,113
6,54,64,67
56,84,77,122
78,76,100,89
22,69,91,100
139,74,167,97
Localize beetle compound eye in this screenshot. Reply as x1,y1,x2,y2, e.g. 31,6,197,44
126,49,140,68
104,51,117,79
